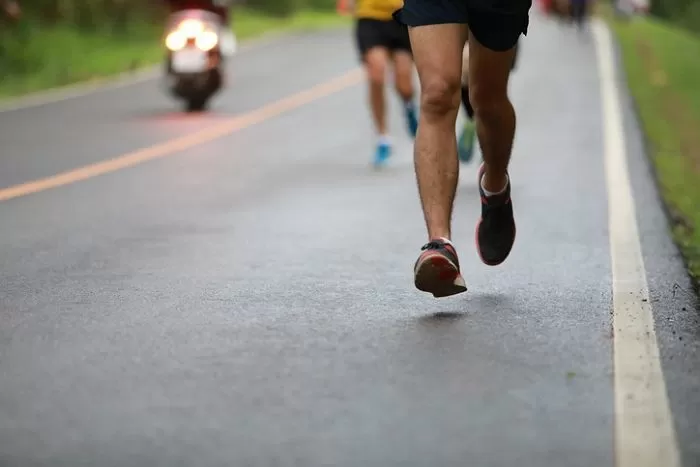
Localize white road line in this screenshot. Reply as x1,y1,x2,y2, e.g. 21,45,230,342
591,19,681,467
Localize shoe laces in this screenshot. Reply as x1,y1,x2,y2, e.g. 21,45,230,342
482,199,511,228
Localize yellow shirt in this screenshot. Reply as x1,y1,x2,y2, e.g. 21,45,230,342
355,0,404,21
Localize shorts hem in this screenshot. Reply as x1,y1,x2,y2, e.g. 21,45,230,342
394,6,529,52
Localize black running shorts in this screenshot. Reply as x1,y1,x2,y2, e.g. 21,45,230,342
394,0,531,52
355,18,412,60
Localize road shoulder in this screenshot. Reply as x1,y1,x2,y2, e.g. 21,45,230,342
607,17,700,467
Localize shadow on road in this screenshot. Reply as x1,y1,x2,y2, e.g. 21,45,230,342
419,311,468,323
416,292,512,325
125,109,236,122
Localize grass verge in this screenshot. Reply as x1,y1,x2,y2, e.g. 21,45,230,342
601,6,700,288
0,8,350,100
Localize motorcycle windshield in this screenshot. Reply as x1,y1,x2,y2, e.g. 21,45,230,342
166,10,221,31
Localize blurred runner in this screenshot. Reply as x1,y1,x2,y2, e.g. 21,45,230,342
1,0,20,19
570,0,595,28
458,39,520,163
570,0,586,28
0,0,23,66
344,0,419,167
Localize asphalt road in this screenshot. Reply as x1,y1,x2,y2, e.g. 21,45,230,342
1,13,699,467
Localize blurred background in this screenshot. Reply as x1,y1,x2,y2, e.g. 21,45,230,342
0,0,346,97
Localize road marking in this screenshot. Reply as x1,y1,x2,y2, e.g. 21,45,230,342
0,32,293,113
591,19,681,467
0,69,363,203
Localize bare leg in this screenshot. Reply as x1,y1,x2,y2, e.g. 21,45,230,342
468,29,519,266
409,24,468,240
468,32,516,192
460,43,474,117
457,41,477,163
392,50,415,101
364,47,390,135
392,49,419,137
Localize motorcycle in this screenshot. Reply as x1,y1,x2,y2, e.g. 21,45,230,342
163,9,230,112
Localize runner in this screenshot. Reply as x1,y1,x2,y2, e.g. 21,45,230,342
1,0,20,19
394,0,531,297
346,0,419,166
570,0,590,28
458,40,520,163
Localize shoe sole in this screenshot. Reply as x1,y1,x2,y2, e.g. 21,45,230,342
475,162,516,266
414,253,468,298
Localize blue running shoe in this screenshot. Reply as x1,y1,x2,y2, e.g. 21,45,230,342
405,103,418,138
457,119,476,163
373,141,392,167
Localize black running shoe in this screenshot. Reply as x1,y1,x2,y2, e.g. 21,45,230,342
414,239,468,298
475,163,516,266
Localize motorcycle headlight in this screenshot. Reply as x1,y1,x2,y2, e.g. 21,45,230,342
195,31,219,51
165,31,187,50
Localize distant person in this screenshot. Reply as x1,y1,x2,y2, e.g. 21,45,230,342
165,0,230,25
344,0,419,167
2,0,20,20
614,0,647,18
570,0,589,27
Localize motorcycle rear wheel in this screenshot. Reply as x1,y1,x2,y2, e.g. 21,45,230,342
185,97,209,112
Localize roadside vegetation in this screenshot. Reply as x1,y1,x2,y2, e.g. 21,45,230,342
0,1,349,99
601,2,700,287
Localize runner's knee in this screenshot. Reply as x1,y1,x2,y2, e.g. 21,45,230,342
421,74,461,117
469,83,511,123
467,41,517,119
367,63,386,87
365,49,388,86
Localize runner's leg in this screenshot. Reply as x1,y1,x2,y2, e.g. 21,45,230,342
460,44,474,118
356,19,393,164
393,49,420,137
366,48,390,136
457,42,478,162
409,24,466,241
468,6,530,265
390,20,418,137
392,51,414,104
395,0,469,297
